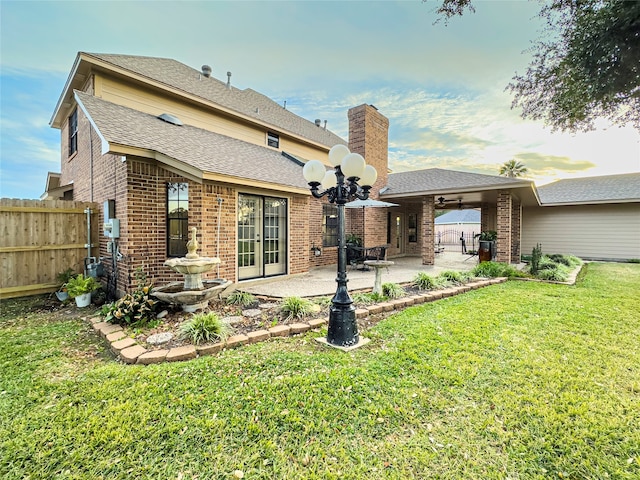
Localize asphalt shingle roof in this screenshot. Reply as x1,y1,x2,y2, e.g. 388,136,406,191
537,173,640,204
85,53,345,148
384,168,531,196
76,91,309,191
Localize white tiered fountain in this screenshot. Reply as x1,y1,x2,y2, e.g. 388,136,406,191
152,227,231,312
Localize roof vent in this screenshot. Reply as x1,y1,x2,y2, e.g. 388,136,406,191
315,119,321,127
157,113,183,126
201,65,212,78
226,71,232,89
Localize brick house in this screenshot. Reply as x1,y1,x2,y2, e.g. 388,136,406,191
45,52,638,296
46,53,396,295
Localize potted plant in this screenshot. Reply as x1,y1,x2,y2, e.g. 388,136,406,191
55,268,76,301
66,274,100,308
476,231,497,262
346,233,362,246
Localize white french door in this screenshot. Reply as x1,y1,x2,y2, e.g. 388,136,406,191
238,194,287,280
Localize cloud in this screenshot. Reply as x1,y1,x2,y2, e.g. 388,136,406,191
514,152,597,175
1,0,637,199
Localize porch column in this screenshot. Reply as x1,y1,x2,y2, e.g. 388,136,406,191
421,195,435,265
481,203,490,232
510,197,522,263
496,190,512,263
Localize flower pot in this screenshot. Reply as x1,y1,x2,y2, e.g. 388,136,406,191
74,292,92,308
478,240,494,263
55,291,69,302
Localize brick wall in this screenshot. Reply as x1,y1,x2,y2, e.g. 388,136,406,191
510,197,522,262
348,104,389,198
345,104,390,251
290,194,311,274
496,190,512,263
199,184,237,281
308,198,338,268
421,196,435,265
61,96,394,292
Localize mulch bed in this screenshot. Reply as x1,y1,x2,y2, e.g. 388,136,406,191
124,282,428,351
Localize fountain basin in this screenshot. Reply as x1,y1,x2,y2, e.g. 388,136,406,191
152,279,232,312
164,257,221,290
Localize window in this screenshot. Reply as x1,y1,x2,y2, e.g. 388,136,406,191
322,204,338,247
68,109,78,156
267,131,279,148
167,183,189,257
408,213,418,243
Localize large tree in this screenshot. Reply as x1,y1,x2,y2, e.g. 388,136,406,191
432,0,640,132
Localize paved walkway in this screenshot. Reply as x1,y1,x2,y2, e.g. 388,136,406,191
241,252,481,298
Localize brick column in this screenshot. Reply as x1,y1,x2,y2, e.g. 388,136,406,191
510,197,522,263
421,195,435,265
481,203,490,232
496,190,512,263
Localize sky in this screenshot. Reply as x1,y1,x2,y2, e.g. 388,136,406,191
1,0,638,200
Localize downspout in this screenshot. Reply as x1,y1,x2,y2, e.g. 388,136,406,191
89,126,94,202
216,197,223,277
85,207,93,273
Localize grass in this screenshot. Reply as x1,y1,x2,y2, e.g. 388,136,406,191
1,263,639,479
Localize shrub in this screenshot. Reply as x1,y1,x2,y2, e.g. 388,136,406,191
548,253,582,267
537,257,558,271
472,261,527,278
103,268,158,326
472,261,504,278
439,270,465,285
179,312,230,345
414,272,436,290
536,265,570,282
382,283,405,299
226,291,256,307
313,296,333,308
352,292,385,305
280,296,313,320
530,243,543,274
629,258,640,264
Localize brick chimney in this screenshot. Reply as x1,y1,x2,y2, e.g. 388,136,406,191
347,104,389,199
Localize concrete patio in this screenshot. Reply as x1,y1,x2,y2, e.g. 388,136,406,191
239,251,481,298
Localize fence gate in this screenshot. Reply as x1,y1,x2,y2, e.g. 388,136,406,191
0,199,99,299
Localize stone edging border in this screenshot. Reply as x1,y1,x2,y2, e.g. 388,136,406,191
84,278,508,366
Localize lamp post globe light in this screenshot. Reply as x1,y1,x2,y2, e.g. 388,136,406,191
303,145,378,348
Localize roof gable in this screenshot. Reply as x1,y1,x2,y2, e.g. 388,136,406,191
75,91,309,192
81,53,345,148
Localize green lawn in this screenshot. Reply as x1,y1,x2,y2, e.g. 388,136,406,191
1,263,639,479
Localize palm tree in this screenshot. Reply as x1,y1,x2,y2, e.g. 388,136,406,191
499,159,528,178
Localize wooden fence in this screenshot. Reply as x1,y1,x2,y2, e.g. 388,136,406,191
0,199,99,299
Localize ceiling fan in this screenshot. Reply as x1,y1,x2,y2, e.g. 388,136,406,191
437,197,470,209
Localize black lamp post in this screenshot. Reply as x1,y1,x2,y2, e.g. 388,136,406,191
303,145,378,348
